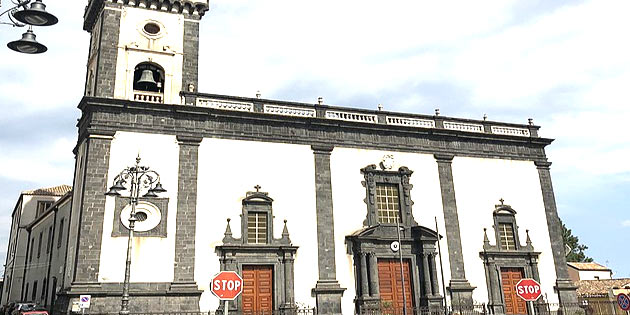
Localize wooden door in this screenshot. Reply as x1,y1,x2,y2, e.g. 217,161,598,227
378,258,413,311
242,265,273,313
501,267,528,315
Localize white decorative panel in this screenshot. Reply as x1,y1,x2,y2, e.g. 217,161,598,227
264,104,316,118
386,116,435,128
443,121,484,133
491,126,530,137
325,110,377,123
196,98,253,112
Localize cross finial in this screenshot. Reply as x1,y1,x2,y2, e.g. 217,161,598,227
499,198,504,205
254,185,261,192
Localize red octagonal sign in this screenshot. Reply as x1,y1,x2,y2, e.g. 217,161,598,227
515,278,542,302
211,271,243,300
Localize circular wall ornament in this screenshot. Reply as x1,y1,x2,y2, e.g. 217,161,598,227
139,20,165,39
380,154,395,170
120,201,161,232
390,241,400,252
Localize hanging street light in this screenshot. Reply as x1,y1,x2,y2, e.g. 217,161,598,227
1,0,58,54
105,155,167,315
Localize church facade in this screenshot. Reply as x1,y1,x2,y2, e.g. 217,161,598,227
3,1,579,314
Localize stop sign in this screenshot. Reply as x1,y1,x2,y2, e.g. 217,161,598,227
515,278,542,301
211,271,243,300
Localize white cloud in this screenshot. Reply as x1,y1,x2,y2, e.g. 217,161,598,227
623,220,630,228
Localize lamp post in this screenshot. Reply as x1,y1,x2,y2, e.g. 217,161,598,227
1,0,58,54
105,155,167,315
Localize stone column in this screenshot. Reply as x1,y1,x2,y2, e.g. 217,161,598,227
429,254,440,296
368,253,380,297
282,252,296,309
422,253,432,296
73,133,114,285
535,161,578,304
310,145,345,314
360,253,369,298
434,154,475,306
171,136,202,292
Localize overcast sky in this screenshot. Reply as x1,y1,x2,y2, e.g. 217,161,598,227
0,0,628,279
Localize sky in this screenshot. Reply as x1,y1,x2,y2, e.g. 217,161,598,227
0,0,628,280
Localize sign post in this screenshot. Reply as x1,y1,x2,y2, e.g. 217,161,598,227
79,295,91,315
211,271,244,315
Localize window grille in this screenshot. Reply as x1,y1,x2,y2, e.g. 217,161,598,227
498,223,516,250
247,212,268,244
376,184,401,224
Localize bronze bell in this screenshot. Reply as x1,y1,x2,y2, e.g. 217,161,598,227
137,69,157,87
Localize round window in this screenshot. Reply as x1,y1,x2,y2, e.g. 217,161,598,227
120,201,161,232
143,22,161,35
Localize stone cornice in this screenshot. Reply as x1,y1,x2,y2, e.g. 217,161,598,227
77,96,553,161
84,0,209,31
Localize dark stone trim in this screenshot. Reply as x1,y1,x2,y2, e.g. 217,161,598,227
346,225,444,312
77,97,552,162
172,137,201,285
434,154,475,306
534,161,578,304
311,145,345,314
73,135,113,283
360,165,417,227
182,20,200,93
111,197,169,237
94,4,121,98
56,282,202,313
84,0,209,31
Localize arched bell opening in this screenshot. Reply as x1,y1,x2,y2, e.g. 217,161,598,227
132,62,165,103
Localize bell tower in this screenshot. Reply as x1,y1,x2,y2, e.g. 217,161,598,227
83,0,208,104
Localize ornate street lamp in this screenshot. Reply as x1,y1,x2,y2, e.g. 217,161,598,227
1,0,58,54
106,155,167,315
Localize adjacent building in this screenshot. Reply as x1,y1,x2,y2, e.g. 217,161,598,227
3,0,580,314
2,185,71,307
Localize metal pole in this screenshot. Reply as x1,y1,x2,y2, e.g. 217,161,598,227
396,218,407,315
120,167,139,315
435,217,448,315
223,300,228,315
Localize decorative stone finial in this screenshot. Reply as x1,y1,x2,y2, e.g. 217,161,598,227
224,218,232,237
254,185,261,192
483,114,487,121
280,219,291,244
256,90,261,99
435,108,440,116
317,96,323,105
528,118,534,126
483,228,491,250
499,198,504,205
377,103,383,111
526,229,532,246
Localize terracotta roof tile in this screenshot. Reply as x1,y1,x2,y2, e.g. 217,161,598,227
575,279,630,296
568,262,611,271
22,184,72,196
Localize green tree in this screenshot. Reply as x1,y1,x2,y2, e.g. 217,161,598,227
562,221,593,262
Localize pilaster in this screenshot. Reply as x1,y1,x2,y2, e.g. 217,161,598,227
434,154,475,306
310,145,345,315
171,136,202,292
73,133,114,284
534,160,578,304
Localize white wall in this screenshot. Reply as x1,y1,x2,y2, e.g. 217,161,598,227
578,270,612,280
329,148,451,314
195,138,318,311
451,157,559,304
100,131,180,283
114,7,185,104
